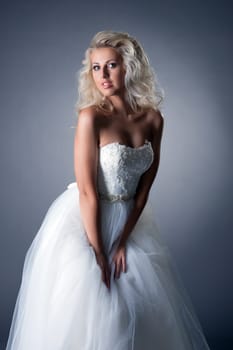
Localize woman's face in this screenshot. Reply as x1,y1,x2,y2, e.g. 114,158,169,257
90,47,126,97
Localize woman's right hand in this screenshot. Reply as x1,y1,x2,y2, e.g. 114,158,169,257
94,251,111,290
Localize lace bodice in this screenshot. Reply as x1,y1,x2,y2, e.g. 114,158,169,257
97,140,154,201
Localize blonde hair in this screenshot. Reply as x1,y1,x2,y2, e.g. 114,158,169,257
74,30,164,115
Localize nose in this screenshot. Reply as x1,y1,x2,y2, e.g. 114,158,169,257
102,65,109,78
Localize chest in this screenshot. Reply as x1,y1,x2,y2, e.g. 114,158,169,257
98,114,151,147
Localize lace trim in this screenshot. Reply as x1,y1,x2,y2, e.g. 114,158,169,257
99,139,151,150
99,193,133,202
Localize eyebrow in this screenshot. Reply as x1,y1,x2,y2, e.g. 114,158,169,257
92,59,117,65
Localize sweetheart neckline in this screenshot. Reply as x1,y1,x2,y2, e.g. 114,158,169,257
99,139,151,150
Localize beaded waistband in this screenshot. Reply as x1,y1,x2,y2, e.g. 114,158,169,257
99,193,133,202
66,184,134,202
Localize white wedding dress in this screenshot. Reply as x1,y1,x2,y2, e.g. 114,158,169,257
6,139,211,350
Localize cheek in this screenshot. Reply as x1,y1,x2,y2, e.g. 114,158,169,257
114,69,125,85
92,73,99,86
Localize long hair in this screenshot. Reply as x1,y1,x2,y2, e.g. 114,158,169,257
74,30,164,115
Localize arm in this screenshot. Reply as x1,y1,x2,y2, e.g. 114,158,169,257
74,108,104,255
118,110,164,247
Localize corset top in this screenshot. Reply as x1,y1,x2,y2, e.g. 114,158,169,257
97,140,154,201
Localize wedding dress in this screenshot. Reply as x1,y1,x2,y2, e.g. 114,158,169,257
6,139,211,349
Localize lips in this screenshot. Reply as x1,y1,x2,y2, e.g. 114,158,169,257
102,81,113,88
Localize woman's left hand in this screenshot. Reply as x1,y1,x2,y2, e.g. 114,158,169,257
112,242,127,279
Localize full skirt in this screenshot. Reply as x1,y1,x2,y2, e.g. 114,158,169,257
6,182,211,350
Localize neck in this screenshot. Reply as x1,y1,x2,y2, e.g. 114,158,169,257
107,94,133,117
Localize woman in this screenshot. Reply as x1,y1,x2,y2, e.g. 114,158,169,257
6,31,211,349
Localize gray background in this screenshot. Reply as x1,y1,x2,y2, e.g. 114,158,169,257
1,0,232,349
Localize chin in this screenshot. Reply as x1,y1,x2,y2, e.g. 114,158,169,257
101,91,116,98
102,88,121,98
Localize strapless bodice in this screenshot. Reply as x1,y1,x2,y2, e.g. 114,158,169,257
97,140,154,201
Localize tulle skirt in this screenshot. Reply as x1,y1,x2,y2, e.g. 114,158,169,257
6,182,210,350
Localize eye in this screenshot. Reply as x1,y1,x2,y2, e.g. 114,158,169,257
92,65,100,71
108,62,117,68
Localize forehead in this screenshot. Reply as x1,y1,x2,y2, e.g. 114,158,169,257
90,47,121,63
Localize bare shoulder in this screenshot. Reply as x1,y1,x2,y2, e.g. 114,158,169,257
146,108,164,131
75,106,102,133
145,109,164,150
78,106,100,123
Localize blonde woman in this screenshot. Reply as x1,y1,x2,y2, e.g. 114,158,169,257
6,31,211,349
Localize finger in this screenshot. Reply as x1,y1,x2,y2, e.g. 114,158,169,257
106,269,110,289
101,270,106,286
114,260,118,279
104,264,110,288
101,263,110,289
115,260,121,279
115,259,122,279
118,259,123,278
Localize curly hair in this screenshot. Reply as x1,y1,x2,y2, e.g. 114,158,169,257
74,30,164,115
